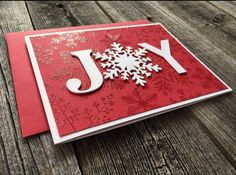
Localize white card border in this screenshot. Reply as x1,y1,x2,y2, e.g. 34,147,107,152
25,23,232,144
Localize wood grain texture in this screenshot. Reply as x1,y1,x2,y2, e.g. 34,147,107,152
79,2,235,174
26,1,111,28
151,0,236,164
158,1,236,57
209,1,236,19
0,1,81,174
0,1,235,175
126,0,236,165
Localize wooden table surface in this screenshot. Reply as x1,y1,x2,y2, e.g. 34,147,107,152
0,1,235,174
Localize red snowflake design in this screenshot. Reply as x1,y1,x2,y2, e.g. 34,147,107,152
167,69,193,86
153,69,193,95
154,75,173,96
99,33,121,44
192,67,222,89
103,79,126,90
122,89,158,115
99,30,131,46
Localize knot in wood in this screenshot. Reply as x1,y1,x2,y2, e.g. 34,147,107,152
56,3,64,8
212,14,225,23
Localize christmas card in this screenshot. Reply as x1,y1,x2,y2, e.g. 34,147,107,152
6,20,149,137
25,23,231,144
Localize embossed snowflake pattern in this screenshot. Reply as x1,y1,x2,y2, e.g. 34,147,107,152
59,50,71,63
93,42,162,86
49,61,82,81
51,32,87,48
34,46,57,64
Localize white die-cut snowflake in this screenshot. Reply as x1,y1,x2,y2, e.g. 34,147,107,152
93,42,162,86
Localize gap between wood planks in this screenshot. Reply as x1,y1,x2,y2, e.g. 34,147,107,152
0,1,81,174
129,0,236,160
91,0,236,171
0,1,235,174
24,0,236,173
127,1,236,169
208,1,236,19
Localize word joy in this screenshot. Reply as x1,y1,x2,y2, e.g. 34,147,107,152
66,40,187,94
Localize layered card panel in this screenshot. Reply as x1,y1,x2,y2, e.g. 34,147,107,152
25,23,231,144
6,20,149,137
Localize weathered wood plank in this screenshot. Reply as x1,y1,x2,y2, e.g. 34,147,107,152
0,1,81,174
157,1,236,57
146,109,236,174
26,1,111,29
0,30,38,174
0,133,10,175
125,0,236,165
75,121,186,175
147,1,236,166
1,1,235,175
72,1,235,174
209,1,236,19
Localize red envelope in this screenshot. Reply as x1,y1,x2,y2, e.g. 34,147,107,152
6,20,149,137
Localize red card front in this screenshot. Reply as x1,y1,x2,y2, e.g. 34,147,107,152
25,23,231,144
6,20,149,137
